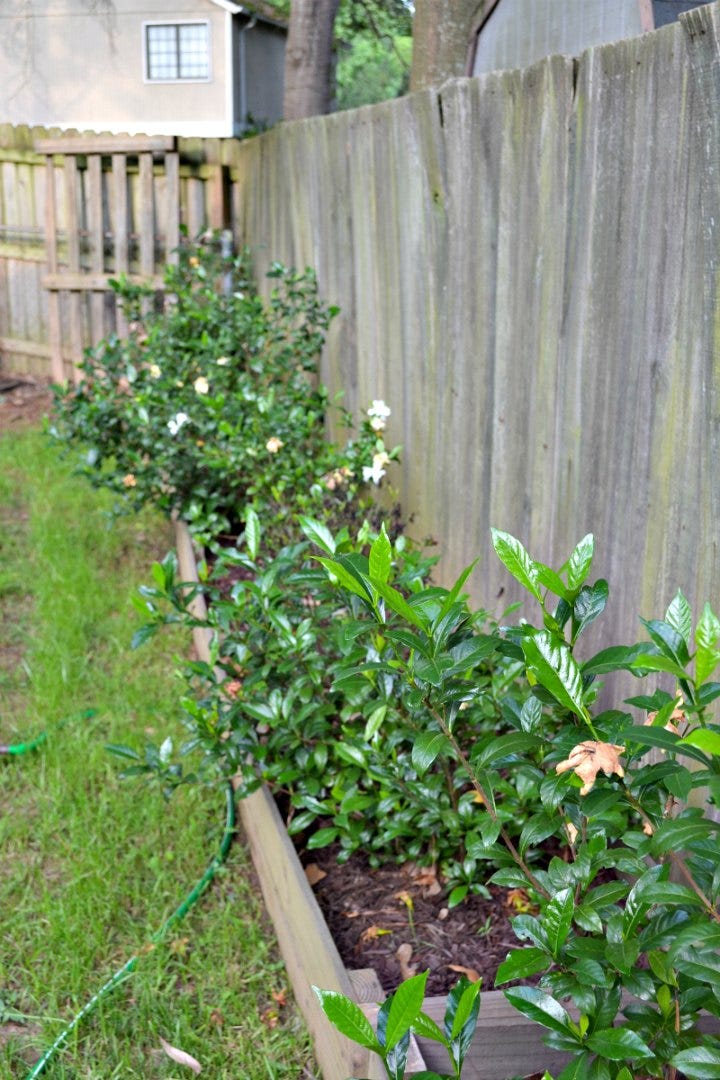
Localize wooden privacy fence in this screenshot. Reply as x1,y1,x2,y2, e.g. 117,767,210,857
0,125,234,381
1,2,720,659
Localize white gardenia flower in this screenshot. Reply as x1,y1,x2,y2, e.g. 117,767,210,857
194,376,210,395
167,412,190,435
149,363,161,379
367,399,391,427
362,450,390,486
216,356,230,366
266,436,284,453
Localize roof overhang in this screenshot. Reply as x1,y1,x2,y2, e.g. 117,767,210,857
206,0,286,26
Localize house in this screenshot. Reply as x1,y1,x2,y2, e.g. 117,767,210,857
470,0,709,76
0,0,286,137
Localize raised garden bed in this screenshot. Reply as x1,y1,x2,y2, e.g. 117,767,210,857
174,519,575,1080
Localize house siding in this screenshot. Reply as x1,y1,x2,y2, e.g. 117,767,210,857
0,0,230,136
472,0,644,75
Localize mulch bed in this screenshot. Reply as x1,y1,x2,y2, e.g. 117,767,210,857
0,377,54,432
300,842,534,996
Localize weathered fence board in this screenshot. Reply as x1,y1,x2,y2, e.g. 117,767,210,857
1,4,719,656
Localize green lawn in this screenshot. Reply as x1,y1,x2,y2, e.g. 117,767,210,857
0,428,316,1078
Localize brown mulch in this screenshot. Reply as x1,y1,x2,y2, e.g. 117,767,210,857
0,377,54,433
301,843,536,996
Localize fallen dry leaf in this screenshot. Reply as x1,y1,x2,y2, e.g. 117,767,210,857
304,863,327,887
409,864,442,896
396,942,417,980
565,822,579,845
169,937,190,956
261,1007,279,1029
159,1037,202,1074
209,1010,224,1027
505,888,539,915
394,889,414,912
448,963,481,983
556,741,625,795
271,989,288,1007
359,925,392,945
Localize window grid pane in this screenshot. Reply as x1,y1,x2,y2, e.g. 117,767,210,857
146,24,208,81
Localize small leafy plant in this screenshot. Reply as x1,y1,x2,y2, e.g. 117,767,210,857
315,527,720,1079
314,970,482,1080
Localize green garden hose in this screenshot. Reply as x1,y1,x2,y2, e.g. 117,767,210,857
0,709,96,755
1,716,236,1078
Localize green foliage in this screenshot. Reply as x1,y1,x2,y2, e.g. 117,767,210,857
50,235,389,546
334,0,412,110
313,526,720,1078
130,515,527,879
314,970,481,1080
336,34,412,110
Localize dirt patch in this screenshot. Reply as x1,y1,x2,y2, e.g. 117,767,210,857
302,843,533,996
0,377,54,433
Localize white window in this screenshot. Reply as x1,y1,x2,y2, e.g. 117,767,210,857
145,22,210,82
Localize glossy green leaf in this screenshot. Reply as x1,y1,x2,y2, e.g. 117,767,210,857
622,724,708,765
474,731,542,767
671,1046,720,1078
696,602,720,684
566,534,594,592
504,986,576,1037
535,561,571,600
298,515,335,555
435,559,479,624
582,644,648,675
312,987,381,1052
681,728,720,757
373,579,428,630
244,506,261,559
521,631,587,719
364,705,388,741
630,653,688,679
449,978,482,1040
385,970,428,1050
495,947,550,985
315,556,374,603
131,623,158,649
411,731,451,776
543,887,575,958
666,589,692,648
573,580,608,638
586,1027,653,1060
369,524,392,585
651,817,717,853
490,528,543,604
641,617,690,667
411,1011,448,1046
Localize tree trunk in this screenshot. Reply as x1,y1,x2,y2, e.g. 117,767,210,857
283,0,341,120
410,0,487,92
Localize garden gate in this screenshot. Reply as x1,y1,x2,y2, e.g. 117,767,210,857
35,133,229,382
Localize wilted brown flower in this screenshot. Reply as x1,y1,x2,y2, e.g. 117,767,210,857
556,740,625,795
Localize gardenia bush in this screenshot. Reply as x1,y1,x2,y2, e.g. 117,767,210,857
50,236,395,546
127,513,528,898
315,528,720,1080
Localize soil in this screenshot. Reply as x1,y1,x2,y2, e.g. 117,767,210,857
301,842,535,996
0,376,54,433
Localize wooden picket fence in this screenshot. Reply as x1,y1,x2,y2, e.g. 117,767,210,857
0,125,237,381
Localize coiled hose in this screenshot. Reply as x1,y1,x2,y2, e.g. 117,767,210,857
1,715,236,1078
